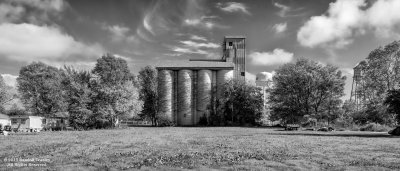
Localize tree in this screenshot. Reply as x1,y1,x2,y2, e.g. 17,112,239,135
384,89,400,125
0,76,8,113
137,66,158,125
7,104,27,116
269,59,346,124
211,80,263,126
91,80,142,127
363,41,400,100
355,41,400,125
61,66,94,130
17,62,67,116
0,75,18,112
92,54,134,86
91,54,141,127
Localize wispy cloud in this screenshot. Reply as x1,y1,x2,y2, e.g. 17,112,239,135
114,54,133,62
143,14,154,35
273,22,287,33
183,18,228,30
171,47,207,55
216,2,251,15
190,35,207,41
102,25,130,42
274,2,290,17
180,40,219,49
169,37,220,56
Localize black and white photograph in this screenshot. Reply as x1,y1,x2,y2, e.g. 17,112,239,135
0,0,400,170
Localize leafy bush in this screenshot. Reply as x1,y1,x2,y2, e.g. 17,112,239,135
69,108,93,130
360,123,391,132
198,115,208,126
210,80,263,126
349,125,361,131
157,115,175,127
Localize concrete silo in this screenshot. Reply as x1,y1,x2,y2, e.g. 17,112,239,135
158,70,173,122
177,70,193,125
196,70,212,124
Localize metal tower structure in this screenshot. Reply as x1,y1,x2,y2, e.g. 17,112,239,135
350,60,367,111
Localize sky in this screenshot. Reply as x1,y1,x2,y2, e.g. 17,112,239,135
1,0,400,100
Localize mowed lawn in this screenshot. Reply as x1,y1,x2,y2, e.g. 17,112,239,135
0,127,399,171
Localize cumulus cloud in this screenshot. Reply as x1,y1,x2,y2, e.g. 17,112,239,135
367,0,400,37
274,2,290,17
1,74,18,87
0,0,65,24
340,68,354,76
249,49,294,66
216,2,251,15
297,0,400,48
297,0,365,48
256,72,274,81
273,22,287,33
0,23,104,63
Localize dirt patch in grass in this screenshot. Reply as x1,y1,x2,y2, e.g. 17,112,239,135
0,127,399,170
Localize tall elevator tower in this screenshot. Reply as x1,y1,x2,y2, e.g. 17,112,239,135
350,60,367,111
222,36,246,81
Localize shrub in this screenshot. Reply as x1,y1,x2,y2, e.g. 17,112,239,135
198,115,208,126
69,108,94,130
360,123,391,132
213,80,263,126
157,115,175,127
336,128,346,131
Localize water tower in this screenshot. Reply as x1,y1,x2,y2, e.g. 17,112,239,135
350,60,367,111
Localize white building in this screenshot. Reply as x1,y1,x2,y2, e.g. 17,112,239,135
10,115,44,132
0,113,11,127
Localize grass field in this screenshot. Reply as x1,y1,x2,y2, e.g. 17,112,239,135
0,127,399,171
